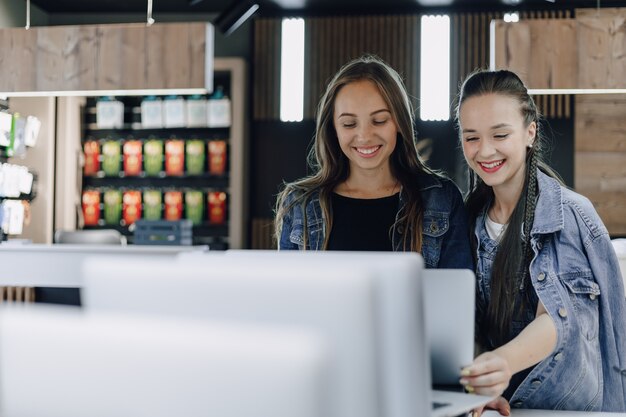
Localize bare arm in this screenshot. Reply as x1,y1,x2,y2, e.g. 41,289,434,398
461,301,557,397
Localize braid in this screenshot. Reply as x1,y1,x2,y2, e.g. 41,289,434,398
519,149,538,292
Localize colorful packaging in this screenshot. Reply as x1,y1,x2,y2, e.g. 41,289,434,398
208,140,227,175
165,140,185,176
164,190,183,221
143,190,163,221
103,189,122,225
83,140,100,176
185,190,204,226
143,139,164,176
123,140,143,176
207,191,227,225
101,140,122,177
186,140,205,175
82,190,101,226
122,190,142,225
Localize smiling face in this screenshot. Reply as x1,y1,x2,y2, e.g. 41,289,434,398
459,93,536,193
333,79,398,178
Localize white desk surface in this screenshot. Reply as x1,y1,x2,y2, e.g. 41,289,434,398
0,244,208,287
484,410,626,416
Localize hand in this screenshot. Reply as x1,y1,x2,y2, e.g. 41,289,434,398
460,351,512,397
470,396,511,417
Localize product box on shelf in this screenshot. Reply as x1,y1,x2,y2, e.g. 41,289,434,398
207,191,227,225
83,140,100,176
186,140,205,175
208,140,227,175
143,189,163,221
103,189,122,225
82,190,101,226
143,139,164,176
165,140,185,176
185,190,204,226
140,97,163,129
122,190,142,225
123,140,143,176
164,190,183,221
101,140,122,177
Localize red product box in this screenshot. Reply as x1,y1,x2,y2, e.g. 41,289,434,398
164,190,183,221
207,191,227,225
123,140,143,176
83,140,100,176
165,140,185,176
122,190,142,225
82,190,101,226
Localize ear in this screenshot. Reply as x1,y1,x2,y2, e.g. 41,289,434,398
527,121,537,148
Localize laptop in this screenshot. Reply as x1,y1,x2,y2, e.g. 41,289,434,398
0,305,330,417
82,251,493,417
423,269,476,387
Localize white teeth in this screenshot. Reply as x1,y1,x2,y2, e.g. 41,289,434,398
481,160,503,169
356,146,380,155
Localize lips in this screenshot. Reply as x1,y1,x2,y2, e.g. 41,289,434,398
354,145,382,158
478,159,505,173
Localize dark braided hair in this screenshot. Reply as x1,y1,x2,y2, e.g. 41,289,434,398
455,69,562,348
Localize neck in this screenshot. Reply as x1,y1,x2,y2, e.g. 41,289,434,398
336,167,399,199
490,179,525,225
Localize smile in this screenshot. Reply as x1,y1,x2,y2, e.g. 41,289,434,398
355,145,382,156
479,159,505,173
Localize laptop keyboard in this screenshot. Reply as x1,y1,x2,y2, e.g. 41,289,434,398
432,401,450,410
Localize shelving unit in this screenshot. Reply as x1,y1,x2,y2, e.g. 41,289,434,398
55,58,248,249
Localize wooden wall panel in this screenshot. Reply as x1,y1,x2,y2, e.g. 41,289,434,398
253,15,419,121
493,9,626,90
493,19,577,90
0,22,209,93
575,94,626,235
577,15,626,89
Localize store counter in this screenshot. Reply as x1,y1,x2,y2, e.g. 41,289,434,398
0,243,208,287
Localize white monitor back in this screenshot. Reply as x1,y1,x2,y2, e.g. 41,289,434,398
218,250,432,417
0,305,329,417
82,254,386,417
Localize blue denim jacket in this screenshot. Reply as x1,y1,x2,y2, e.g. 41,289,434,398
278,173,473,270
474,170,626,412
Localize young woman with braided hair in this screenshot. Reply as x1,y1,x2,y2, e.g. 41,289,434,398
455,69,626,416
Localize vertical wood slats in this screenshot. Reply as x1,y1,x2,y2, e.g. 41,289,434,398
0,287,35,303
251,217,276,249
253,10,575,121
253,15,420,121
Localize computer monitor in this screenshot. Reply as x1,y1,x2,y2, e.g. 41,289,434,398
83,254,383,417
82,251,492,417
0,305,329,417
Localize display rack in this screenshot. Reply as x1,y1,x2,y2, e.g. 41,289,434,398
77,58,248,249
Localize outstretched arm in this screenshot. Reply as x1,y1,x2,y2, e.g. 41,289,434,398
461,301,557,397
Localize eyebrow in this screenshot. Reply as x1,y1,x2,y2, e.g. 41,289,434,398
462,123,512,133
337,109,391,118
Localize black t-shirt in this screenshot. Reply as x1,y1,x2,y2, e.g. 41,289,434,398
327,192,399,251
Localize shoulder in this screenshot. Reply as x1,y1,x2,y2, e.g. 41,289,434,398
560,187,608,239
416,172,464,205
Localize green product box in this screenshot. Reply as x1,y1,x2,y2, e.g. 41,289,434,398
103,189,122,225
186,140,205,175
143,139,164,176
101,140,121,176
185,190,204,226
143,190,163,220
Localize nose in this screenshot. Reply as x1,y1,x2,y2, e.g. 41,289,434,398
355,123,373,141
477,138,496,158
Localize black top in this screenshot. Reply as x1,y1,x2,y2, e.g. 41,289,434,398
327,192,399,251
